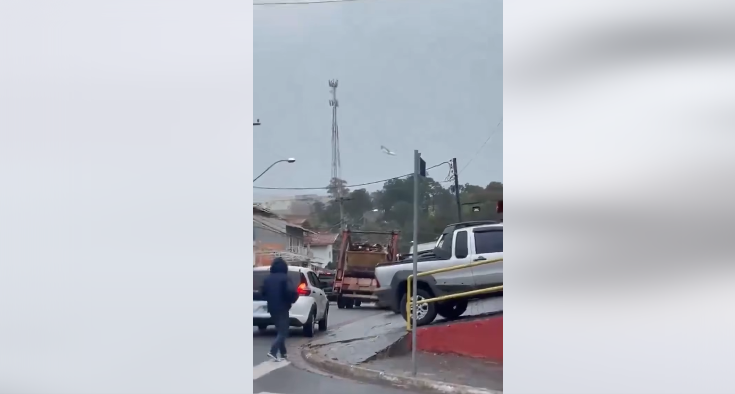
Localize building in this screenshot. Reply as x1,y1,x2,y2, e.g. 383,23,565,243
255,194,331,217
253,204,317,268
305,233,340,268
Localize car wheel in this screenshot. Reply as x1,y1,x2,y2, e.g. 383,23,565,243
399,287,437,327
257,324,268,332
437,299,468,320
303,309,316,337
318,305,329,332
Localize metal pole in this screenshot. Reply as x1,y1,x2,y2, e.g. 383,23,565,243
452,157,462,222
253,159,294,182
411,150,420,376
339,197,345,230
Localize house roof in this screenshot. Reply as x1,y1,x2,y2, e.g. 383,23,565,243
253,204,279,218
254,204,314,234
287,223,315,234
307,233,340,246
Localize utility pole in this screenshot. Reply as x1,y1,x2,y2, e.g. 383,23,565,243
452,158,462,222
336,195,352,230
411,150,420,376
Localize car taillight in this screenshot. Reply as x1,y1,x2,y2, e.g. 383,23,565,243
297,282,311,296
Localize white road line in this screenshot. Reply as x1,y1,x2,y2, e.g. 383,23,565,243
253,360,291,380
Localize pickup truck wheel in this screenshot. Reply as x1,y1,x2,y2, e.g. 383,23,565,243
437,299,468,320
399,288,437,327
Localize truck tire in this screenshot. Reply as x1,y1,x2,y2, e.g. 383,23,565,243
337,297,346,309
437,299,468,320
354,300,361,307
400,288,437,327
345,298,355,309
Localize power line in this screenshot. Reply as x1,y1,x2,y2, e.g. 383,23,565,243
254,0,367,6
459,118,503,175
253,161,449,190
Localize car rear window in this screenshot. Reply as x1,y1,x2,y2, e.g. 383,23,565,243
253,271,302,291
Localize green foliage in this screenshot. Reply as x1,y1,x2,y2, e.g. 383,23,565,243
309,177,502,253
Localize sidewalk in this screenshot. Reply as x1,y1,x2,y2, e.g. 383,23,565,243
365,352,503,392
301,297,503,394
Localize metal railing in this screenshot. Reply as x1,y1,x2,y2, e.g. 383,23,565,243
406,257,504,330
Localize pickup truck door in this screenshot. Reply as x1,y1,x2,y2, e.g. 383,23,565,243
469,227,503,289
431,229,476,294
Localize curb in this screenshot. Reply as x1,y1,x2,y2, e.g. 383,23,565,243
301,347,502,394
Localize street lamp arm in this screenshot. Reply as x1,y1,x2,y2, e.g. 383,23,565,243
253,158,296,182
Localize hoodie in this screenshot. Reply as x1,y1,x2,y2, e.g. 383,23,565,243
260,257,298,314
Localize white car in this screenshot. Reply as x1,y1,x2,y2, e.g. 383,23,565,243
253,266,330,337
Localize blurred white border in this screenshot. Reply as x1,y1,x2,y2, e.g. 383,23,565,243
506,1,735,393
0,2,253,393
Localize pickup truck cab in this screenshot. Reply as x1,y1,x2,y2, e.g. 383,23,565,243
373,220,503,326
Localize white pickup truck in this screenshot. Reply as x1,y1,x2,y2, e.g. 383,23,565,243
373,220,503,326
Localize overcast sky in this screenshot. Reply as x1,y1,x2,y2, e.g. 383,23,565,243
254,0,502,201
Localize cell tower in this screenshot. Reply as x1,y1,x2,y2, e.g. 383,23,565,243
329,79,349,230
329,79,341,183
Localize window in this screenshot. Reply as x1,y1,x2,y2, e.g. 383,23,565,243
253,270,301,300
436,234,446,249
474,230,503,254
454,231,469,259
308,272,320,287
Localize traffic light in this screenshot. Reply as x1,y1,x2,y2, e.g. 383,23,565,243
419,157,427,177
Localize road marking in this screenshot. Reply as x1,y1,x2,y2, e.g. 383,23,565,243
253,360,291,380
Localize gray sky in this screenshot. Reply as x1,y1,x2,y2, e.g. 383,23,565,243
254,0,502,201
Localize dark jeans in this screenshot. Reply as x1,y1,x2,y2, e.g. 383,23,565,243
269,310,289,357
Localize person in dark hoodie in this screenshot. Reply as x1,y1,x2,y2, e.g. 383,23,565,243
260,257,297,361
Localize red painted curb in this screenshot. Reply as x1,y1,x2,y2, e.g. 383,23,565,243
412,315,503,362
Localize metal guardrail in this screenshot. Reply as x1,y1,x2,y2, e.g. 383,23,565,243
406,257,504,330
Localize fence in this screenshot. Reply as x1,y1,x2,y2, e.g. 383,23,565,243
405,257,504,330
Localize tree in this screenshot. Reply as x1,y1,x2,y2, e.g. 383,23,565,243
344,188,373,224
310,176,502,253
326,177,349,199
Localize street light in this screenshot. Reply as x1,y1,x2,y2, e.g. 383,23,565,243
253,158,296,182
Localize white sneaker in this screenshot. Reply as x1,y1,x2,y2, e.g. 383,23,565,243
267,352,278,361
277,355,288,362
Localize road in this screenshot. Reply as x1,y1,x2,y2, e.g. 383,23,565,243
253,303,425,394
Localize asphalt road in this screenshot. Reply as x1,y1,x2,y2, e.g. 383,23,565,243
252,303,426,394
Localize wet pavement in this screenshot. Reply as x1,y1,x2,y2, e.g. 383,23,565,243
253,303,428,394
306,296,503,365
365,352,504,392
